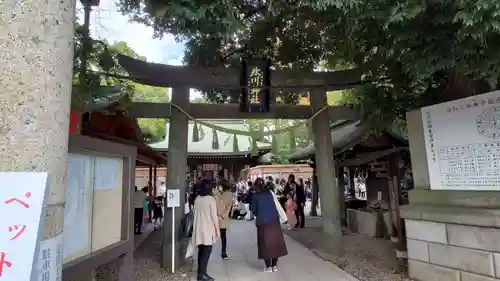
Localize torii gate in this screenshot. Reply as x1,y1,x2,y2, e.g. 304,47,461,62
0,0,365,278
117,55,363,269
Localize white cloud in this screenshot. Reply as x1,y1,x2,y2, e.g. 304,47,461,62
166,59,183,66
76,0,184,63
76,2,203,100
190,89,202,100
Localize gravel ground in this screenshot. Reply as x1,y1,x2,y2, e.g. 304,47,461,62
92,230,192,281
133,231,192,281
284,216,409,281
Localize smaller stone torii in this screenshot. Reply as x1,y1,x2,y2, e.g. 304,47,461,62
117,55,364,270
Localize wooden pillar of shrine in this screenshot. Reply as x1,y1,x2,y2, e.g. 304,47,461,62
162,87,189,271
348,167,356,198
310,89,343,255
338,167,346,226
153,165,158,196
309,160,319,217
148,165,153,197
389,154,406,272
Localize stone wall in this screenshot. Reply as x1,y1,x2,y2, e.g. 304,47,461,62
406,219,500,281
402,108,500,281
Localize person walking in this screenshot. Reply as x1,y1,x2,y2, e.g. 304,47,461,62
251,178,288,272
189,177,202,211
216,180,233,260
284,193,297,230
282,174,296,208
191,179,220,281
245,181,255,221
133,186,146,234
141,187,151,232
295,178,307,228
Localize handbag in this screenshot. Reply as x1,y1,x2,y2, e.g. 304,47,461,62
183,212,194,238
271,191,288,224
185,239,196,259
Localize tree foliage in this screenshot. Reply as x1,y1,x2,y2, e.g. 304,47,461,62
134,85,169,143
73,22,169,142
73,23,136,107
118,0,500,129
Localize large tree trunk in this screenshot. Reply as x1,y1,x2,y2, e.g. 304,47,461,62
438,72,493,102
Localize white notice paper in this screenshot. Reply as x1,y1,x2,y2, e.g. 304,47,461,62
167,189,180,208
422,90,500,190
0,172,48,281
64,154,92,259
94,157,121,190
36,234,63,281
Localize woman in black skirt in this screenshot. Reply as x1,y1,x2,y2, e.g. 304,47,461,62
251,178,288,272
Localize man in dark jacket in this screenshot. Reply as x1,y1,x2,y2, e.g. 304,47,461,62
245,181,255,221
265,176,276,192
294,178,307,228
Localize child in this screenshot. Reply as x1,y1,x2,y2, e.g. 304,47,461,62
231,198,248,220
153,196,164,230
285,193,297,230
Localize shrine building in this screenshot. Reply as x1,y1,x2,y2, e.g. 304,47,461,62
136,119,271,186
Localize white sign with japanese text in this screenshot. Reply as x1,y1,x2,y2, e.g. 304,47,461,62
0,172,48,281
167,189,180,208
93,157,121,190
36,234,62,281
421,90,500,190
63,154,92,260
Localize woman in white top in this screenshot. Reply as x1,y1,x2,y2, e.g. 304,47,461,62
191,179,220,281
133,186,147,234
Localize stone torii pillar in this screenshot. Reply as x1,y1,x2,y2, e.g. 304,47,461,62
0,0,75,278
310,89,343,255
162,87,189,271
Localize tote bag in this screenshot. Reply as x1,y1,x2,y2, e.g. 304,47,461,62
185,239,196,259
271,191,288,224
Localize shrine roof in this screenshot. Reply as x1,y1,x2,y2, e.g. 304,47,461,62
337,147,409,167
80,114,166,166
150,119,271,156
288,121,364,161
289,122,408,161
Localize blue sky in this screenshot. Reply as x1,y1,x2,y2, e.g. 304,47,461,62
76,0,201,98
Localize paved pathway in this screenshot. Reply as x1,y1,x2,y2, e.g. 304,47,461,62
191,220,359,281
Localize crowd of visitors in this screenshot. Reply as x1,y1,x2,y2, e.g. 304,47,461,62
133,183,165,234
181,173,309,280
133,173,310,281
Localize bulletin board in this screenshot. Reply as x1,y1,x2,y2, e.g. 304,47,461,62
91,156,123,251
63,153,94,263
63,153,124,263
